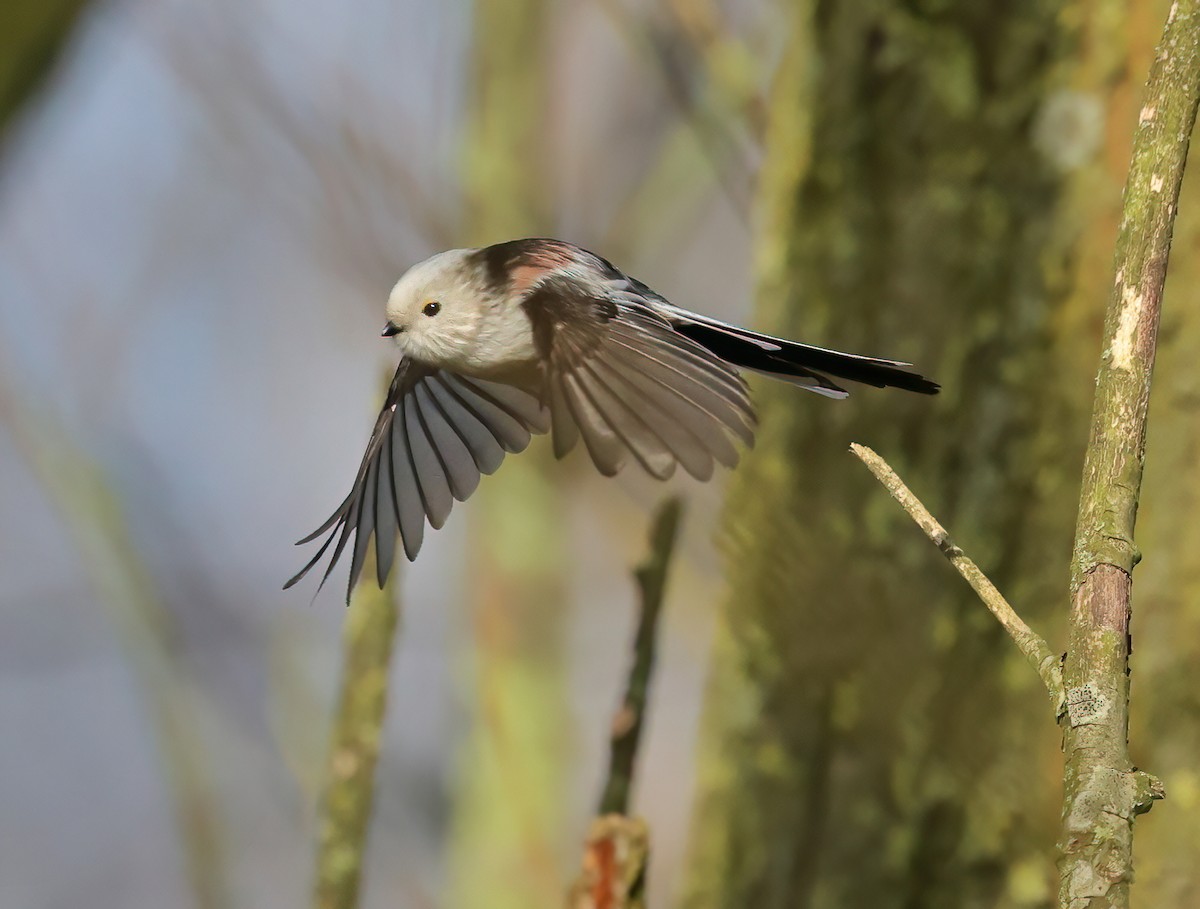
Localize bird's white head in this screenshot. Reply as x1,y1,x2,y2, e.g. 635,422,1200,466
383,248,488,366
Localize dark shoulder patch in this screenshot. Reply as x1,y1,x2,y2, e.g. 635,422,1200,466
473,239,528,292
521,274,616,363
472,238,624,293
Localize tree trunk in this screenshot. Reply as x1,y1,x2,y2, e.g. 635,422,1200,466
684,2,1146,906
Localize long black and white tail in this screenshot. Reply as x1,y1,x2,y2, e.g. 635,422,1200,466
669,311,939,398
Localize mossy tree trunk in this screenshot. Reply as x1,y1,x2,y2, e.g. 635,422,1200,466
684,2,1146,906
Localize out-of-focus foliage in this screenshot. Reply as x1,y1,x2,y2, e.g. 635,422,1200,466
686,2,1197,908
0,0,89,125
444,3,573,907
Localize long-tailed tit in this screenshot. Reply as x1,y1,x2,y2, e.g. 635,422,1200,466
287,238,939,599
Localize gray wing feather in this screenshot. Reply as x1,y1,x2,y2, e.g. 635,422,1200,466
426,376,507,475
548,378,580,459
388,396,426,561
288,363,548,601
406,394,454,530
560,370,627,476
441,374,534,453
574,359,677,480
529,283,757,481
468,376,552,433
413,382,481,501
585,355,717,480
349,454,379,597
606,333,752,438
373,433,399,588
606,321,754,433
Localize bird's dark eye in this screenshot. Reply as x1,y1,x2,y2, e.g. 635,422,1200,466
423,301,441,317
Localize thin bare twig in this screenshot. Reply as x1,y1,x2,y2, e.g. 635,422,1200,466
569,496,683,909
849,443,1066,715
599,496,683,815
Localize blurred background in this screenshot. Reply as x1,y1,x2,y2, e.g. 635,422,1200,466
2,1,1200,907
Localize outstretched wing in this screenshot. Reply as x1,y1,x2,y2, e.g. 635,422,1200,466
286,359,549,601
522,273,756,483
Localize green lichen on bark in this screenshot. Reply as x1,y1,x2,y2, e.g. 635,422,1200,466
687,2,1102,907
1059,3,1200,906
1068,0,1200,592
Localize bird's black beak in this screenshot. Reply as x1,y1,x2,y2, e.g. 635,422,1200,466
381,321,401,337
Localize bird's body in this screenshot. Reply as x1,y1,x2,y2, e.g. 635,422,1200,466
288,238,939,599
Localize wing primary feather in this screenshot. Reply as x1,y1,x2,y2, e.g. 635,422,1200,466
607,321,749,404
389,396,427,560
316,490,362,598
426,376,507,474
548,377,580,459
609,354,742,467
606,325,752,414
575,359,676,479
374,429,399,588
560,370,626,475
294,495,352,545
441,374,533,453
406,391,454,529
283,520,344,589
414,381,481,501
605,333,755,445
464,376,551,433
347,454,379,601
587,356,717,480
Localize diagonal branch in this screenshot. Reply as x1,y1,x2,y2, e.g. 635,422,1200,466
850,444,1065,715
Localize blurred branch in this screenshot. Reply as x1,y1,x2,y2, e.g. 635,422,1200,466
1058,2,1200,904
850,444,1066,715
568,816,650,909
594,0,758,218
447,3,573,907
311,574,400,909
0,376,229,909
599,496,683,815
155,4,453,291
0,0,90,135
568,497,683,909
663,0,768,139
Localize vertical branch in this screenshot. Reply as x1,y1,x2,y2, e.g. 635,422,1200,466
310,366,403,909
1059,3,1200,907
599,497,683,815
311,577,399,909
448,4,571,908
570,497,683,909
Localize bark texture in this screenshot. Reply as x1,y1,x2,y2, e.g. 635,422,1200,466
1059,4,1200,905
686,3,1120,906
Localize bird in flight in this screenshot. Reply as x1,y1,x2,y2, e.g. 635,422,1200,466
287,238,938,600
